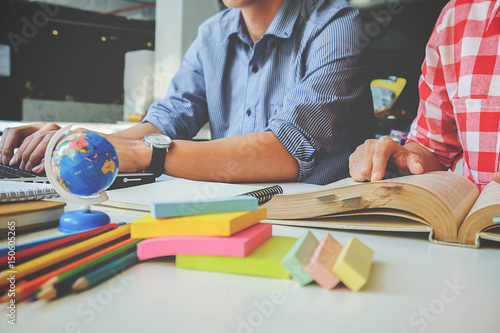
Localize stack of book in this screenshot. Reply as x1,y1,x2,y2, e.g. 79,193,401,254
0,181,64,233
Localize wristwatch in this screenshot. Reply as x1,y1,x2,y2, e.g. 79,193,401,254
143,133,172,177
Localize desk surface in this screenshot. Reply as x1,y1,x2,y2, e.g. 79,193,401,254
1,184,499,333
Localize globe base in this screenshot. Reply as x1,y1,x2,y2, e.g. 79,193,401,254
59,209,111,233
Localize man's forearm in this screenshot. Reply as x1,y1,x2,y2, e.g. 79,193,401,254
163,131,298,182
110,122,162,140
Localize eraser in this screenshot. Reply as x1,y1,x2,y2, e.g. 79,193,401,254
332,237,374,292
304,233,342,290
281,231,318,286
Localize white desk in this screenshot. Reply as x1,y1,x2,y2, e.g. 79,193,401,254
1,184,499,333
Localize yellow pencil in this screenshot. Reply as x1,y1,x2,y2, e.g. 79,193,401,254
0,224,130,287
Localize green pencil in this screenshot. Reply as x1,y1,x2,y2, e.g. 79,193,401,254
37,240,142,301
72,251,139,292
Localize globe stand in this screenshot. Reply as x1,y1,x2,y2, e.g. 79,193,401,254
58,205,111,233
45,124,117,233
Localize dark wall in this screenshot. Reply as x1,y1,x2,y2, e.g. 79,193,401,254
357,0,450,131
0,1,155,121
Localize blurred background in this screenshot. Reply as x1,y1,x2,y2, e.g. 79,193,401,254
0,0,449,138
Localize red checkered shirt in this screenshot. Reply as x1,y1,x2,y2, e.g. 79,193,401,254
407,0,500,190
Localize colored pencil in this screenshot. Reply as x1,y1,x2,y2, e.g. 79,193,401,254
0,222,127,257
37,241,141,301
41,238,142,289
0,234,67,257
72,251,139,292
0,224,131,287
0,238,138,302
0,223,123,269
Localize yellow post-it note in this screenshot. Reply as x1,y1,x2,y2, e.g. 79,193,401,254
176,236,297,279
131,207,266,238
332,237,374,291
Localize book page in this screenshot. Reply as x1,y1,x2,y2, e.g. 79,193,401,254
465,182,500,218
382,172,479,226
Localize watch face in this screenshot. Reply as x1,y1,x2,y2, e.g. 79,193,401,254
146,134,172,148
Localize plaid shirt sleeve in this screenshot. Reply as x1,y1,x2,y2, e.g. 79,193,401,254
406,1,464,169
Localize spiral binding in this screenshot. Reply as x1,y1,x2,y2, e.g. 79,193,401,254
0,187,60,203
241,185,283,205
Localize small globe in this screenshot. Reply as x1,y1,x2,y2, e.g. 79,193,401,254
51,131,119,196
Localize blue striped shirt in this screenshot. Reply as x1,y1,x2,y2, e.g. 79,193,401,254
143,0,374,185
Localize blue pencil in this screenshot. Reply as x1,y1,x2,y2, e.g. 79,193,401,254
71,251,139,292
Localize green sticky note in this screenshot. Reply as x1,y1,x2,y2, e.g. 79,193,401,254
281,231,318,286
176,236,297,279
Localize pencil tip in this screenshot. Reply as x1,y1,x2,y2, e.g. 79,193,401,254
41,276,58,288
72,278,88,292
37,287,57,301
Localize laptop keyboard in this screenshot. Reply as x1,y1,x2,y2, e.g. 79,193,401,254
0,164,46,180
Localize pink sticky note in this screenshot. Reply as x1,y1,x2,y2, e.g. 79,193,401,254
304,233,343,290
137,223,272,261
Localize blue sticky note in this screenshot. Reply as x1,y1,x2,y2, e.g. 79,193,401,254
151,196,258,218
493,217,500,223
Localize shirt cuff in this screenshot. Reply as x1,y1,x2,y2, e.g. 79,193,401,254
266,120,318,181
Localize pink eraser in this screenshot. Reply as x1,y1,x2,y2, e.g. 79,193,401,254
137,223,272,261
304,233,343,290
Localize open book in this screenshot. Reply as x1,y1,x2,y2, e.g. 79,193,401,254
263,171,500,248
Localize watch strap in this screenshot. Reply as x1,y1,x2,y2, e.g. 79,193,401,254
144,146,167,177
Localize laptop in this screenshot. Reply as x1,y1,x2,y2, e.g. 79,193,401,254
0,164,156,190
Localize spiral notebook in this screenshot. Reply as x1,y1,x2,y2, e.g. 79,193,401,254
92,179,284,216
0,181,60,203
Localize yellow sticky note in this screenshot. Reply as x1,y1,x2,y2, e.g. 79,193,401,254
332,237,374,291
131,207,266,238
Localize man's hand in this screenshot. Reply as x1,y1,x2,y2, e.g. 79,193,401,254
349,136,429,182
0,122,61,173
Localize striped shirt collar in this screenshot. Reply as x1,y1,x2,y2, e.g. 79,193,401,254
486,0,500,31
225,0,302,44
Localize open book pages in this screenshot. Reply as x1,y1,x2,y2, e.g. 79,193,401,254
263,171,500,248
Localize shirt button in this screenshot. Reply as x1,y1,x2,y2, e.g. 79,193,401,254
252,64,258,73
246,109,252,116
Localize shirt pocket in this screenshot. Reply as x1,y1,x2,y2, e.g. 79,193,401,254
453,98,500,185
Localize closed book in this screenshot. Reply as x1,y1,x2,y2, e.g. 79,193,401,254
0,200,66,233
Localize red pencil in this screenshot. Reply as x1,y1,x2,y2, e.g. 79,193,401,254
0,238,138,302
0,223,122,268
